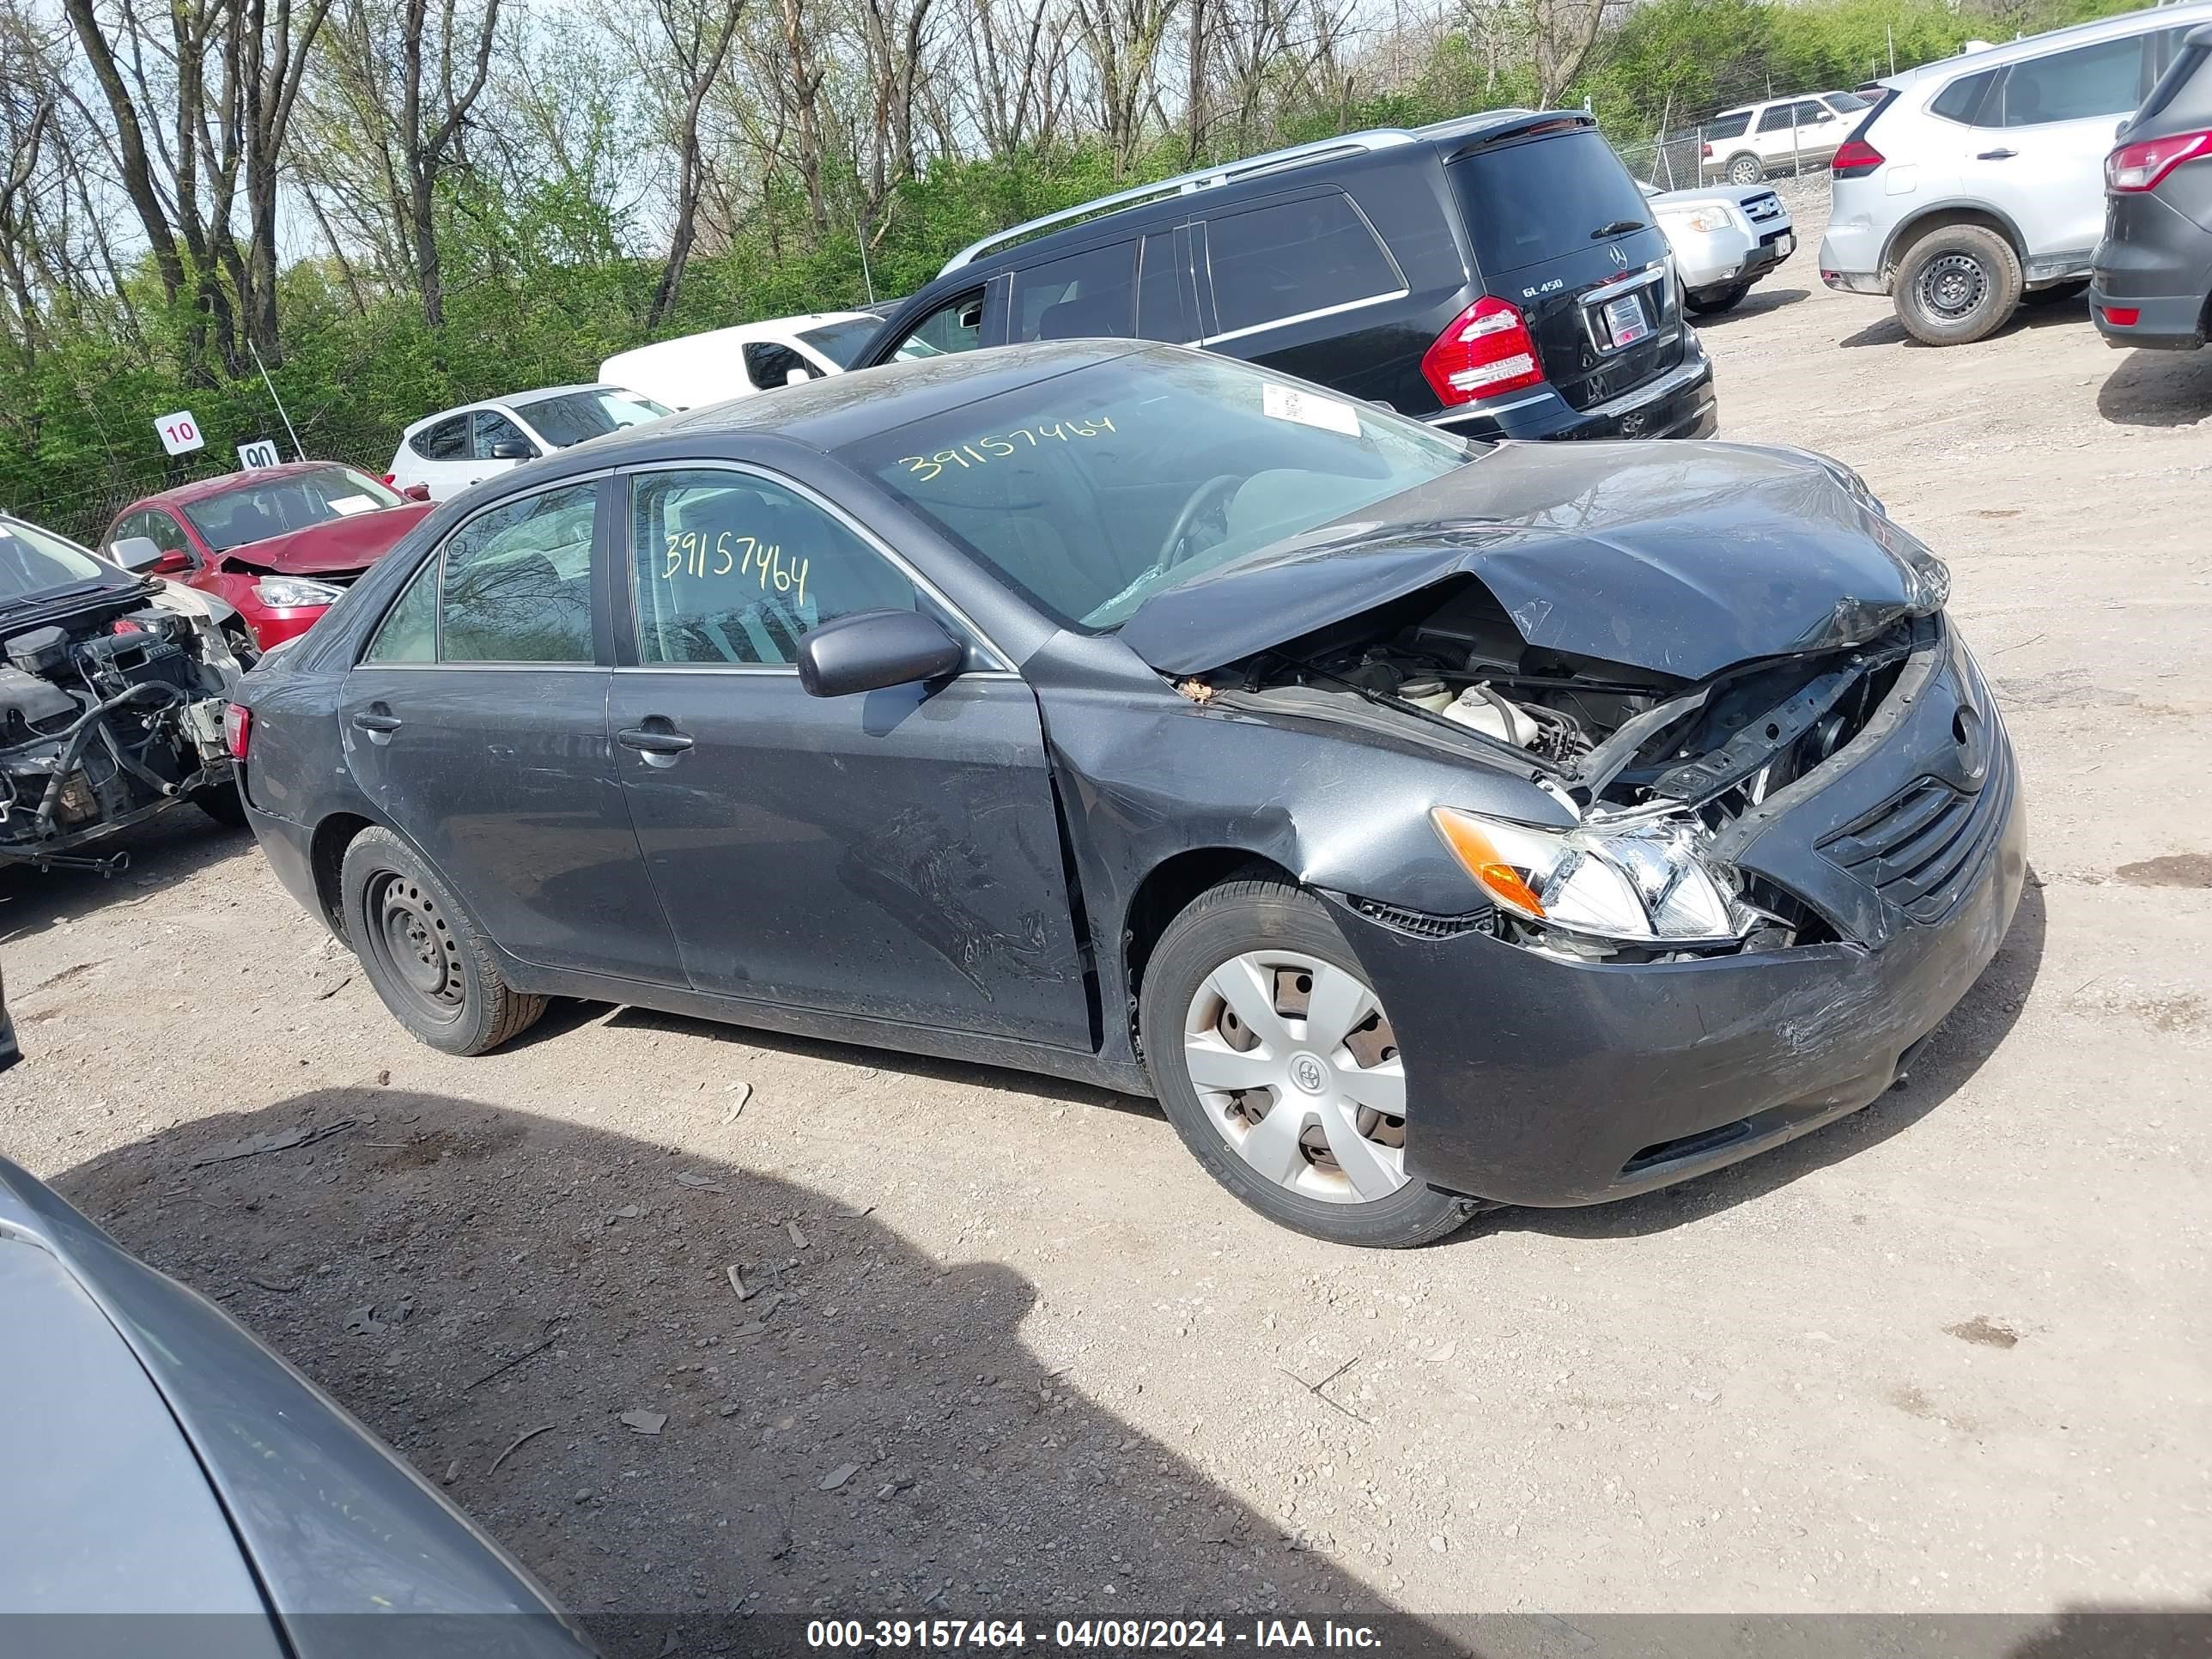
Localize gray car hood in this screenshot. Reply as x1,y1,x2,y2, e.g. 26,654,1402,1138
1116,441,1946,683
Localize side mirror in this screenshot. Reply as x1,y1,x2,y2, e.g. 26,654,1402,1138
111,535,188,575
401,483,432,502
797,610,963,698
489,437,537,461
784,366,814,386
1815,109,1834,123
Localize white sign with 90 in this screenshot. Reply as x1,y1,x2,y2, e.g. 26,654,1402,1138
155,410,205,456
237,439,283,470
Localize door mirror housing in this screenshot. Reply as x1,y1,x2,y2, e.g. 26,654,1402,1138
784,366,814,385
489,437,537,461
401,483,432,502
797,610,963,698
110,535,189,576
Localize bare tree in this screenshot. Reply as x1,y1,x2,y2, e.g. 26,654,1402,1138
1071,0,1177,173
635,0,747,325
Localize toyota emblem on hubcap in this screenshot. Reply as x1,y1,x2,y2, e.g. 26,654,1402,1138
1290,1054,1328,1094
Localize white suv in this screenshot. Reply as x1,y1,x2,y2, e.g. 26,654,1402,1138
1700,91,1872,185
1819,1,2212,344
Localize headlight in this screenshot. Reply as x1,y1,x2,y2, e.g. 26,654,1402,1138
1431,807,1747,944
1680,207,1735,234
252,576,343,608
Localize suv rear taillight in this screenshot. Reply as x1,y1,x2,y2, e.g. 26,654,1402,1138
1831,140,1884,179
1422,297,1544,406
224,702,251,760
2108,129,2212,191
1699,141,1712,160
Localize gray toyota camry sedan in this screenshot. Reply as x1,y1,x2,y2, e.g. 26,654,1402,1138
229,343,2024,1248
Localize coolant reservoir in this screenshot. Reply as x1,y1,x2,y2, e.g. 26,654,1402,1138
1442,684,1540,748
1397,677,1455,714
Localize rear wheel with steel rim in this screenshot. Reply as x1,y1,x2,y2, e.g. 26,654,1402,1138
340,826,545,1055
1140,877,1481,1248
1894,222,2021,346
1725,154,1762,185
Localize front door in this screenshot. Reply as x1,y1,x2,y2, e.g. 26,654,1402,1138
605,463,1093,1048
338,478,682,981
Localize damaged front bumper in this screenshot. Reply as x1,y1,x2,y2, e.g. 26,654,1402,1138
1338,624,2027,1206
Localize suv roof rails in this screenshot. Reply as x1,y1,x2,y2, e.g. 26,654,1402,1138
937,129,1425,276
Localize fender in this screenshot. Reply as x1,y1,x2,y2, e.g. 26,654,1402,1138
1877,199,2029,279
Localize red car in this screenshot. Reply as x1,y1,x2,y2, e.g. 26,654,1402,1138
101,463,434,650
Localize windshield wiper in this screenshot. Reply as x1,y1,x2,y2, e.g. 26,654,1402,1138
1591,220,1647,240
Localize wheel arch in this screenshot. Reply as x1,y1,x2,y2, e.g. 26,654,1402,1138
1120,848,1297,1048
1879,203,2027,283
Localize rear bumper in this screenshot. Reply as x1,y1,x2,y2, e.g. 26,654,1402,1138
1352,625,2027,1207
242,797,330,930
1430,335,1717,443
2090,198,2212,349
1819,212,1890,295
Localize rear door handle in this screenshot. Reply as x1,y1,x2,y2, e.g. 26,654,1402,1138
351,708,402,744
617,720,695,765
1977,148,2018,160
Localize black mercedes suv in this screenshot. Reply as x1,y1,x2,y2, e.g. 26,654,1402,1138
851,111,1718,442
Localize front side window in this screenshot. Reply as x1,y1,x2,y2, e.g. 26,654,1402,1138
142,511,194,558
741,339,811,388
843,350,1474,633
474,410,536,460
1706,112,1751,140
1205,193,1401,336
1756,104,1796,133
437,483,597,663
1012,241,1138,343
510,388,671,449
412,415,469,461
890,289,988,361
1992,36,2145,126
181,466,400,554
628,470,917,667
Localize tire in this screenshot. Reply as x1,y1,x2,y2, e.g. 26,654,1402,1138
191,780,248,828
1725,154,1762,186
1139,876,1482,1249
1893,222,2022,346
339,825,545,1055
1686,283,1750,315
2022,276,2090,306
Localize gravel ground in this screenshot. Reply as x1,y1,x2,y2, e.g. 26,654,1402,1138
4,187,2209,1653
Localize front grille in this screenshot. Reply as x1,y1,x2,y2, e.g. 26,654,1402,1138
1816,738,2013,924
1742,191,1784,224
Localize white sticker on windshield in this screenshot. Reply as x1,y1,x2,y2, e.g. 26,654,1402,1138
1261,382,1360,436
328,495,377,516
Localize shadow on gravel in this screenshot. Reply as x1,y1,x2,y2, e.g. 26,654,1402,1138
2097,347,2212,428
1840,301,2089,349
1688,285,1808,326
53,1090,1429,1656
1490,871,2045,1243
0,811,251,947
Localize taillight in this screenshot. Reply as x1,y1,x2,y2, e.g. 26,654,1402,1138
381,472,397,485
224,702,251,760
2101,307,2141,327
1832,140,1884,179
1422,297,1545,406
2107,129,2212,192
1699,142,1712,159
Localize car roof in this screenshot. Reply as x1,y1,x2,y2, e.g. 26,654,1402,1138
1887,0,2212,88
127,460,356,511
661,339,1149,453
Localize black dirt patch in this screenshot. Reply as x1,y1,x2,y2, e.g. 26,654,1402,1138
1946,1316,2021,1349
2118,853,2212,889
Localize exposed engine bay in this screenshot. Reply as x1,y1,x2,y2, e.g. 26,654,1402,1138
1,582,250,872
1193,576,1926,961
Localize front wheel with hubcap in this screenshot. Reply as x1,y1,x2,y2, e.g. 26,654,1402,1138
1140,877,1480,1248
340,826,545,1055
1893,223,2021,345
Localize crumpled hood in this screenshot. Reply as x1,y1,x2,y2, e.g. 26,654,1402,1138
213,502,432,575
1116,441,1946,683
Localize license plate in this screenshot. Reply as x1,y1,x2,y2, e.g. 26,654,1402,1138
1601,294,1650,348
1778,232,1796,255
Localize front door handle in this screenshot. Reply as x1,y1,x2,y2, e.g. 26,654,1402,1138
1976,148,2018,160
352,707,402,744
617,720,695,767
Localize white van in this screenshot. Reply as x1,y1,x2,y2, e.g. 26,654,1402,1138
599,312,882,410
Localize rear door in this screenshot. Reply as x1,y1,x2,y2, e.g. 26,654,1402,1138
337,478,681,981
1958,31,2162,269
1448,125,1685,415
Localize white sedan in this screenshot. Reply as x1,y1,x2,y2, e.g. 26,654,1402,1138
386,384,672,502
1641,182,1797,314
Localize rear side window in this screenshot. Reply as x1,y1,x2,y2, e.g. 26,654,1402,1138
363,556,439,663
1706,112,1750,140
1450,129,1653,277
1824,91,1869,113
437,483,597,663
411,415,468,461
1012,242,1137,342
1991,36,2145,126
1929,70,1998,125
1203,191,1401,336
